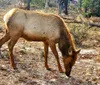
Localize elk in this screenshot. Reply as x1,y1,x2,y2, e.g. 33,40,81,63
0,8,80,77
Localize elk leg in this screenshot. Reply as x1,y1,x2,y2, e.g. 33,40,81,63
44,42,52,70
0,33,10,47
48,42,64,73
0,33,10,56
8,36,20,69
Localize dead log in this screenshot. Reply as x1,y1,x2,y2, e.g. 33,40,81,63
63,16,100,27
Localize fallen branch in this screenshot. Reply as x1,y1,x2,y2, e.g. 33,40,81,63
65,20,100,27
63,16,100,27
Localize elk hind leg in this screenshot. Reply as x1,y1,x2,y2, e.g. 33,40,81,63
8,35,20,69
0,33,10,57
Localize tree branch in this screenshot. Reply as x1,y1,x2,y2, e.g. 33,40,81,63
63,16,100,27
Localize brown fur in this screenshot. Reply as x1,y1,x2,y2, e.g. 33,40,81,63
0,8,80,77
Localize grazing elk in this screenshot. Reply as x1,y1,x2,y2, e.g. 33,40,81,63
0,8,80,77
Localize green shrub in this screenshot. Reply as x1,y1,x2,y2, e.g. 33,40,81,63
69,24,89,45
78,0,100,17
31,0,45,9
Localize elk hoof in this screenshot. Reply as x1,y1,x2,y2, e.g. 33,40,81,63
60,71,64,73
11,64,17,70
59,69,64,73
47,68,52,71
13,67,17,69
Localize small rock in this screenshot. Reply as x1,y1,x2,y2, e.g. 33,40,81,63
50,78,56,82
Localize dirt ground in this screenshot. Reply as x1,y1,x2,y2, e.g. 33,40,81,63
0,8,100,85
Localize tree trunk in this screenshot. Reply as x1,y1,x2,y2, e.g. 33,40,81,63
63,0,68,15
24,0,31,10
45,0,50,8
79,0,83,10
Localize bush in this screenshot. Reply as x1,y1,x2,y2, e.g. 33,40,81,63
69,24,89,45
31,0,45,9
78,0,100,17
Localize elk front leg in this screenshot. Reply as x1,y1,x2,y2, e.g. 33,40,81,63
44,42,52,70
48,41,64,73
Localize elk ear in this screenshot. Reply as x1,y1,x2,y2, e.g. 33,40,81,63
76,49,81,54
68,46,72,56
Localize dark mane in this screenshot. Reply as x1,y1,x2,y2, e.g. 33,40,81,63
58,32,71,56
58,24,76,57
